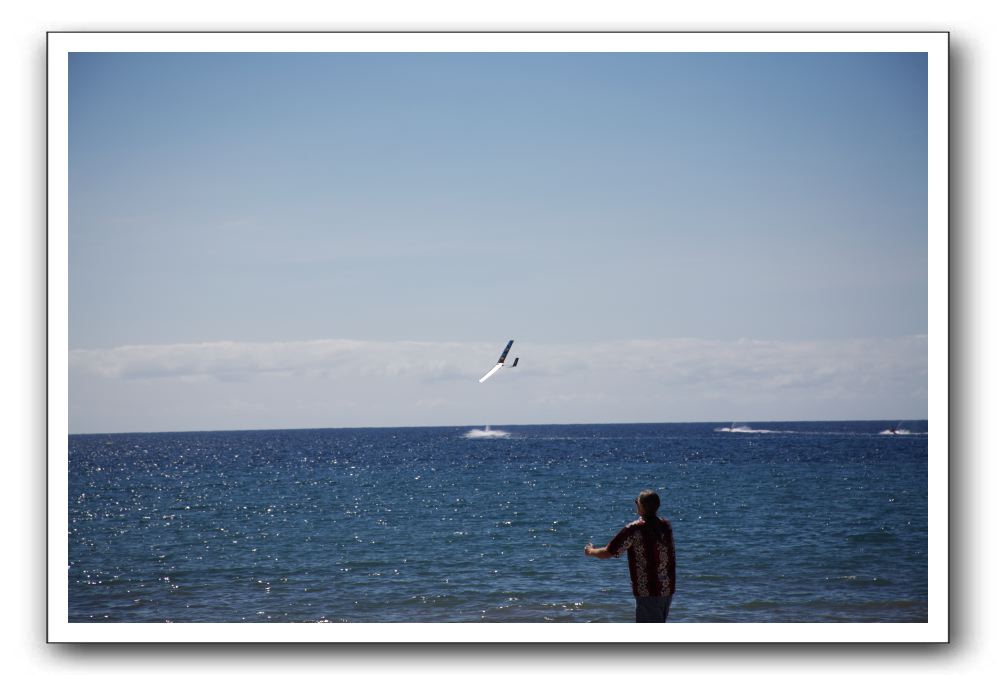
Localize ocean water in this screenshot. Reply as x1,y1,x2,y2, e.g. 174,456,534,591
68,421,928,623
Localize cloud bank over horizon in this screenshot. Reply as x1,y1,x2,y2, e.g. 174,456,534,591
69,336,927,433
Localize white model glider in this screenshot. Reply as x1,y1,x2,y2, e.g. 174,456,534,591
478,340,519,383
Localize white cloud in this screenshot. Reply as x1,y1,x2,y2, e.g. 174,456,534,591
69,339,481,381
69,336,928,432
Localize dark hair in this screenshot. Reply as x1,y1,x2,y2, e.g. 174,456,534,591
637,490,666,541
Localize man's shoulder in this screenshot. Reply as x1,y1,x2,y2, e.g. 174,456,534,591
607,518,644,553
611,519,643,539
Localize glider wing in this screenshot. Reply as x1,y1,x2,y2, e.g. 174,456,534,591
478,363,503,383
479,340,515,383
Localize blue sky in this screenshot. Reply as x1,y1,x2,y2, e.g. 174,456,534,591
68,52,928,432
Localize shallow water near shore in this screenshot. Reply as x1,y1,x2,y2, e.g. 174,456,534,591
69,420,928,622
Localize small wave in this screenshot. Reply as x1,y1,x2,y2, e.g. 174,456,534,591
737,599,781,609
825,575,894,587
846,530,899,543
879,429,912,435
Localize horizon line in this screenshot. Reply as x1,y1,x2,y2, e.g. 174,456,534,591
68,417,929,437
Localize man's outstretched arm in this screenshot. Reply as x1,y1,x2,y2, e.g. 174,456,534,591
584,543,614,559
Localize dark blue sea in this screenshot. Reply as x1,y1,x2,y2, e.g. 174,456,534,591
68,421,928,623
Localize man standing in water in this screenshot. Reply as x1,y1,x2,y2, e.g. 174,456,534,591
584,490,677,622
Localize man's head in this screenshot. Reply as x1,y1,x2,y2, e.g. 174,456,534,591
636,490,660,517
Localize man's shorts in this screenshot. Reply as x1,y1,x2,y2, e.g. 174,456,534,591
635,594,673,622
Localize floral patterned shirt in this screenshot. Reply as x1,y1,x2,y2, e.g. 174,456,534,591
606,517,676,597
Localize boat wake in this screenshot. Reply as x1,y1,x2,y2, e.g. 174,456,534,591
464,425,511,439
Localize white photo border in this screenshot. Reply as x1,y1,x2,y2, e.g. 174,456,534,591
48,30,949,643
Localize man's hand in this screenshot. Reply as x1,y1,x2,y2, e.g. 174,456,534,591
585,543,612,559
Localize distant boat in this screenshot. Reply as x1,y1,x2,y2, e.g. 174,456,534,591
718,423,750,432
464,425,510,439
880,422,910,436
714,423,777,434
